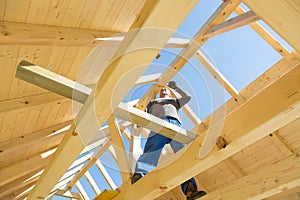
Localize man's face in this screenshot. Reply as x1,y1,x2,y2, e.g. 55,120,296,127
159,87,171,98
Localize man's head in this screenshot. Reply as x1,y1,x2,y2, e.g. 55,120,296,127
159,87,171,98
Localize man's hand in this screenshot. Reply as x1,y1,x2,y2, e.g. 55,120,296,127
168,81,177,89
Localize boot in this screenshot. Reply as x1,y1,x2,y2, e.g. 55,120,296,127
186,181,206,200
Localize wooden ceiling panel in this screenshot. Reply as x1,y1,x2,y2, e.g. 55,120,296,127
278,117,300,153
196,161,239,192
1,0,145,32
231,136,287,174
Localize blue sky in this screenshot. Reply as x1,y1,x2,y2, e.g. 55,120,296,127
52,0,289,199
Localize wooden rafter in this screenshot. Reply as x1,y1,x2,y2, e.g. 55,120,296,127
204,10,260,38
95,160,118,190
0,21,119,46
108,116,131,182
194,50,239,97
85,171,101,195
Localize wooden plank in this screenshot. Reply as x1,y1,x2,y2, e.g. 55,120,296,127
201,155,300,200
62,0,87,28
26,0,51,24
204,11,260,38
108,116,131,182
44,0,70,26
85,171,101,195
75,181,90,200
16,60,92,104
3,0,30,22
113,60,300,199
0,45,19,100
0,21,119,46
243,0,300,52
263,186,300,200
114,102,197,144
234,6,292,58
28,1,198,198
0,120,71,155
95,36,189,48
269,131,294,156
194,50,239,97
0,0,6,20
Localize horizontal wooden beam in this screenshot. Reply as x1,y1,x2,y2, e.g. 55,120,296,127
16,61,163,103
113,59,300,199
204,10,260,38
16,62,197,144
0,21,119,46
114,102,197,144
201,155,300,199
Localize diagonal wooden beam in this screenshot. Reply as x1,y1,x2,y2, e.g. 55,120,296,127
194,50,239,97
75,182,90,200
95,160,118,190
84,171,101,195
28,1,198,198
0,21,119,46
113,59,300,199
204,10,260,38
108,116,131,182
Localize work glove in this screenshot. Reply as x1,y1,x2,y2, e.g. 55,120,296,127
167,81,177,89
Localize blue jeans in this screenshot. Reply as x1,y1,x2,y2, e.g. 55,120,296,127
134,117,197,194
